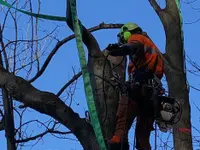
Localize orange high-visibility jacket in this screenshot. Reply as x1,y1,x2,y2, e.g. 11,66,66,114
127,34,164,79
109,34,164,79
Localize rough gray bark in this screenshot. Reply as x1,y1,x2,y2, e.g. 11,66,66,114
149,1,193,150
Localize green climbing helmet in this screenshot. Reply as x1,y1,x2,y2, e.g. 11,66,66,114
118,22,141,43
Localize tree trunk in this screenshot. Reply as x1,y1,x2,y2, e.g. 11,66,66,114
149,1,193,149
2,89,16,150
66,0,126,145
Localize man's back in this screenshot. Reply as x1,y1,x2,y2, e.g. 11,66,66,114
127,34,164,79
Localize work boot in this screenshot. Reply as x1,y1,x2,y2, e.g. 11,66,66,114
109,135,121,143
108,137,129,150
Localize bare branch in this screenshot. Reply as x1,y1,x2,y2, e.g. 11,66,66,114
183,0,200,11
0,109,4,131
186,54,200,72
193,102,200,112
183,0,199,4
57,71,82,97
0,25,9,70
0,119,4,131
16,129,72,143
185,17,200,24
35,0,41,72
66,0,100,55
29,23,123,83
66,0,123,57
3,27,58,49
9,3,18,73
0,108,3,116
190,85,200,92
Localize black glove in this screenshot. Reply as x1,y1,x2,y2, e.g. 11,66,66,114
106,43,120,51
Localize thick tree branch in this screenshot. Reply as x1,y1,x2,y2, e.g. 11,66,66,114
66,0,123,56
149,0,166,27
66,0,100,55
149,0,162,12
29,23,123,83
0,65,98,150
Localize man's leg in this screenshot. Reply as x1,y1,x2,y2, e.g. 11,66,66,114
135,115,154,150
109,96,137,150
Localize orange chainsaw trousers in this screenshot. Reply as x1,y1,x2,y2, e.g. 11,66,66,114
110,95,154,150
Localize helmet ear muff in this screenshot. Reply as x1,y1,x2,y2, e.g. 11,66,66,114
123,31,131,42
122,26,131,42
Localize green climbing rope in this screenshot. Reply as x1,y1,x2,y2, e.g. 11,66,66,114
175,0,183,40
175,0,186,72
0,0,107,149
175,0,189,91
69,1,106,149
0,0,66,21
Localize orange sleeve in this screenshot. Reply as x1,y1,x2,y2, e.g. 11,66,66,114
128,34,145,45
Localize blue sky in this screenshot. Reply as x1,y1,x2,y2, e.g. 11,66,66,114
0,0,200,150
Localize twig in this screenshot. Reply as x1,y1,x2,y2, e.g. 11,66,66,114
16,129,72,143
0,108,4,131
57,71,82,97
0,118,4,131
193,102,200,112
190,85,200,92
35,0,41,72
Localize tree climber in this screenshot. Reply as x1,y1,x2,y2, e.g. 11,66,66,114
104,22,164,150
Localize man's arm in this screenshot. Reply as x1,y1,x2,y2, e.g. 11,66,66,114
107,41,144,56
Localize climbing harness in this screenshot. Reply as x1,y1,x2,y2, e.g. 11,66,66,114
105,52,182,150
110,67,182,133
